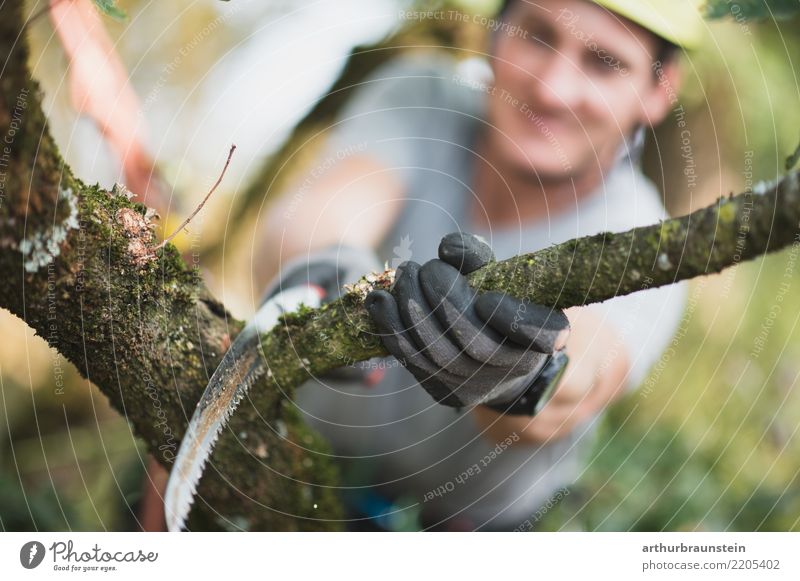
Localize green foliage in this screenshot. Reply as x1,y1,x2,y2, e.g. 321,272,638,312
705,0,800,21
538,250,800,532
0,476,73,531
0,374,146,531
92,0,127,21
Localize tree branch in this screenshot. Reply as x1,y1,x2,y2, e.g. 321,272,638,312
253,173,800,395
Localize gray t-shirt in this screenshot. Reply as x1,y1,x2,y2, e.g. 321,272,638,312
293,51,687,530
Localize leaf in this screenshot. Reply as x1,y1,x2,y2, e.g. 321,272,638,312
786,138,800,171
704,0,800,21
92,0,127,21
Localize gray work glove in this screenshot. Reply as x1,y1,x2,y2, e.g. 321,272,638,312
364,232,570,414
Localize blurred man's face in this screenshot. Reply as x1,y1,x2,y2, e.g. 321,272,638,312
487,0,678,180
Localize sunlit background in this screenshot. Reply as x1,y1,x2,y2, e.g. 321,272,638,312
2,0,799,530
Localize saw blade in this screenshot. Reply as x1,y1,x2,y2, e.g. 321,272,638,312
165,285,322,531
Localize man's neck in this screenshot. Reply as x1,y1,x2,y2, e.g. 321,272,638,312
470,136,613,231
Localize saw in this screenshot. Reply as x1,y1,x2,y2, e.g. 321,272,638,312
164,285,323,531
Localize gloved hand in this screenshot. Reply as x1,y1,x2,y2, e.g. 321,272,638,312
262,244,383,382
364,232,570,414
261,245,381,306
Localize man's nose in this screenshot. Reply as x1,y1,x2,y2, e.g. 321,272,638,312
531,53,585,113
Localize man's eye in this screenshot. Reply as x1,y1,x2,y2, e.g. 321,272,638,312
521,21,555,47
591,56,614,73
587,53,622,75
526,34,549,49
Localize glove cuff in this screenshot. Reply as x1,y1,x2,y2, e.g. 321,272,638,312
482,351,569,416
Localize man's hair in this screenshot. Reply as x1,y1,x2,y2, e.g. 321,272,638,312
497,0,680,65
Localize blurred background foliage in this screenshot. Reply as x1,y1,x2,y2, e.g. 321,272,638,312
1,0,799,530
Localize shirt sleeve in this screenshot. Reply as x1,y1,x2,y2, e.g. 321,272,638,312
320,51,455,185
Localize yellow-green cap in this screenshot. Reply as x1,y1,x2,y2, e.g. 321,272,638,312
591,0,706,50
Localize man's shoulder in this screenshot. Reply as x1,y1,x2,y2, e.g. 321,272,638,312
348,50,486,116
370,49,457,75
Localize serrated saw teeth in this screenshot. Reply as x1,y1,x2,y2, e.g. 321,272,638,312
164,285,322,531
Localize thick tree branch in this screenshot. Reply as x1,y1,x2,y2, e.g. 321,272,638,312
1,0,342,531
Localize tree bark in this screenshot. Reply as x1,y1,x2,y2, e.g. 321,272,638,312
2,0,799,530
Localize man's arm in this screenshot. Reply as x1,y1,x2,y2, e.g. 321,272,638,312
259,159,633,447
256,154,404,290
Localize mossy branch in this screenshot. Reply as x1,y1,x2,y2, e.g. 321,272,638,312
255,172,800,393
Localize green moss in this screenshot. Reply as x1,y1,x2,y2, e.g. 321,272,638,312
718,199,738,224
659,218,684,240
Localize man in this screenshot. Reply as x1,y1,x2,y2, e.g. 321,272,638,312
257,0,703,530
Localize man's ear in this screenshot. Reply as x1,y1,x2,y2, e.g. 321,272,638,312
641,58,682,127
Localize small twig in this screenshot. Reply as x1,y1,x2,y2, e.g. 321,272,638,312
155,144,236,250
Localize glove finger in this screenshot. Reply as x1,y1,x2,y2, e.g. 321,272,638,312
419,259,539,374
365,288,509,406
438,232,495,275
391,261,487,378
365,290,462,401
474,292,570,353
